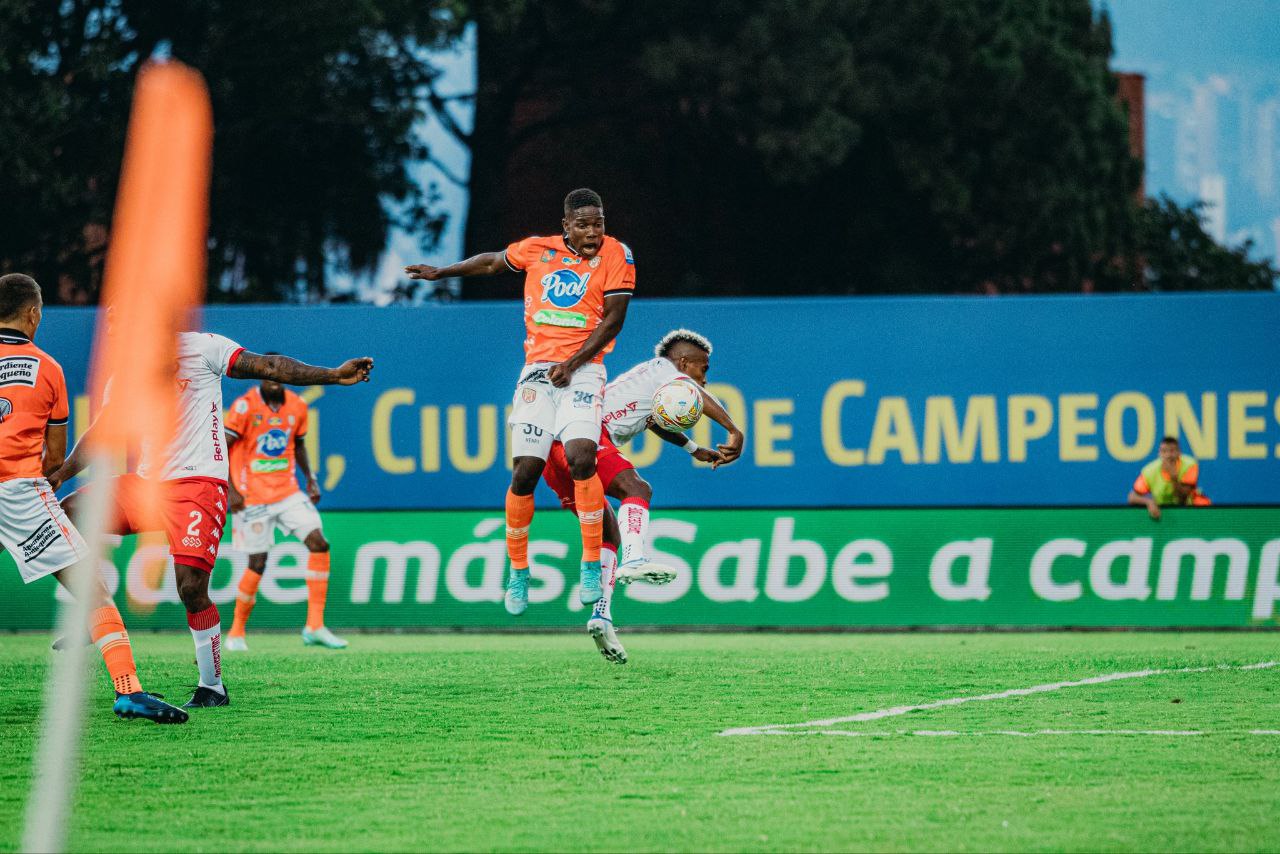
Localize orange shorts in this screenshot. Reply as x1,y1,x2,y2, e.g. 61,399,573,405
74,474,229,573
542,427,634,511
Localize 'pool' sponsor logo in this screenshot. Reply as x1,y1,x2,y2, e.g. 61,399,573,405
256,429,290,457
540,269,591,309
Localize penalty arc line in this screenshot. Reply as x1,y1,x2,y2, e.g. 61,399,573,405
718,661,1277,737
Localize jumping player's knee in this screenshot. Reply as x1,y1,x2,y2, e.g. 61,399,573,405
304,530,329,553
247,554,268,574
564,440,597,481
510,456,545,495
610,469,652,503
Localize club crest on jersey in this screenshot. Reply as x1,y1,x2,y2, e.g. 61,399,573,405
522,387,537,403
539,248,556,263
256,428,290,457
589,256,602,269
540,269,591,308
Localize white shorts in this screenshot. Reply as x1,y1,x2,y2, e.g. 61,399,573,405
231,491,323,554
1,477,90,583
509,362,606,459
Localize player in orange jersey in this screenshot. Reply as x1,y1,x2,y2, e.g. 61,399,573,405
407,188,634,616
223,367,346,650
0,274,186,722
54,338,372,709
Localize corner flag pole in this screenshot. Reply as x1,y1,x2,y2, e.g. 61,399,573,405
22,60,212,853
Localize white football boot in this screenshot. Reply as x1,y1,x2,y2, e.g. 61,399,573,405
615,559,677,586
587,615,628,664
224,635,249,652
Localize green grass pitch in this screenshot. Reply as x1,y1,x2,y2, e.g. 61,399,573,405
1,632,1278,852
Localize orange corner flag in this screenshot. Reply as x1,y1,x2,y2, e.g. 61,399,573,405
89,61,212,522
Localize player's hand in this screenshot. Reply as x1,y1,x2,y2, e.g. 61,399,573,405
547,361,575,388
307,478,322,505
693,447,726,467
404,264,443,281
46,467,67,492
716,430,745,466
229,490,245,515
334,357,374,385
1147,501,1161,521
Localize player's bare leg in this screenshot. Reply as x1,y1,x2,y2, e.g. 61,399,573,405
504,455,544,615
587,507,627,663
607,469,677,585
51,565,187,723
300,529,347,648
227,553,266,652
564,438,605,605
175,563,229,708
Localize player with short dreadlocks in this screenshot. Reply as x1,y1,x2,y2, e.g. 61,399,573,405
541,328,744,663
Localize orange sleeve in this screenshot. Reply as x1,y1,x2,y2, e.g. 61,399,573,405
1132,473,1150,495
504,237,538,272
295,399,309,437
47,362,69,427
603,241,636,294
224,395,250,437
1180,464,1198,486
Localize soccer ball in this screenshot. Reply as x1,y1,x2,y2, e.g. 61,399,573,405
652,379,704,432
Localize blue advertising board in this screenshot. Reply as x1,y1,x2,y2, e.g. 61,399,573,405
36,292,1280,509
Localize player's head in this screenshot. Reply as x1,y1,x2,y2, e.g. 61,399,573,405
1159,435,1180,462
562,188,605,258
0,273,43,338
655,328,713,385
259,352,284,396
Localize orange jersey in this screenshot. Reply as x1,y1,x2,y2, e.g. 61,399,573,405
224,387,309,505
504,234,635,364
0,329,68,482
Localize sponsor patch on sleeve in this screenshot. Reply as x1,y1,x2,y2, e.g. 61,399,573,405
0,356,39,388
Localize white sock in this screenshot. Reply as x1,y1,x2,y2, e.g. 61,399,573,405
594,547,618,622
619,499,650,566
187,607,225,693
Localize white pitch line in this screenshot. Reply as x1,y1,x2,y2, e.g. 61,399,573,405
749,728,1280,738
718,661,1277,737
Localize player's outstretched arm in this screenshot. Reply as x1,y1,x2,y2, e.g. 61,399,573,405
700,391,745,467
404,251,507,281
547,295,631,387
229,352,374,386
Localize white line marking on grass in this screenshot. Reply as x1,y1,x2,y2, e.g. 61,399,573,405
751,729,1277,738
718,661,1277,737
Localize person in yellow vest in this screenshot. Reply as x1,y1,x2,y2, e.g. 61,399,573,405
1128,436,1211,520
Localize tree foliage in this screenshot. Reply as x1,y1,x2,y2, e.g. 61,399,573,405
1133,196,1278,291
0,0,463,303
463,0,1272,296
